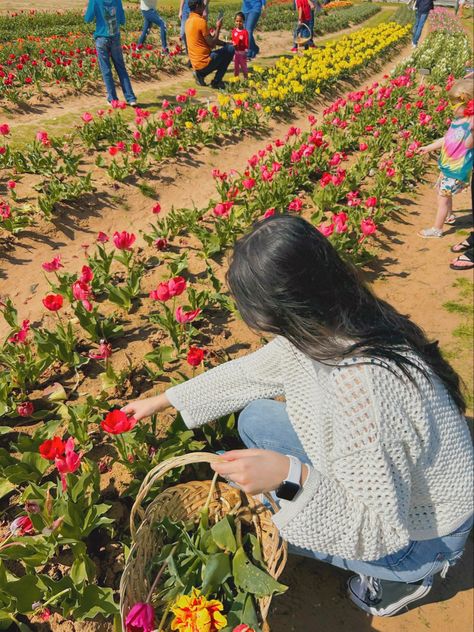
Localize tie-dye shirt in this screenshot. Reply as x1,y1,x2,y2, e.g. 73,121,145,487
439,119,473,183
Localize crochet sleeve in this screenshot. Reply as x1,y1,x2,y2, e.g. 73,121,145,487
273,363,416,560
166,338,285,428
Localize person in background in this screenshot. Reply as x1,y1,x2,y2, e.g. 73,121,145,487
185,0,234,89
137,0,169,52
84,0,137,106
418,79,473,239
242,0,265,60
412,0,433,48
232,12,249,79
291,0,314,53
123,214,473,618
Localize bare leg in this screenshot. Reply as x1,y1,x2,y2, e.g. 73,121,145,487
433,194,452,230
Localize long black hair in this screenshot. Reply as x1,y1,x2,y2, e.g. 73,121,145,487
226,214,465,412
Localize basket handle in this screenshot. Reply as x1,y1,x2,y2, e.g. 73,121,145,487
130,452,225,539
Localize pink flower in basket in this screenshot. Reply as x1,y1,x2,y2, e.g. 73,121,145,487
125,602,155,632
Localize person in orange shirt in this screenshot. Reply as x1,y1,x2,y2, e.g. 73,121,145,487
185,0,234,89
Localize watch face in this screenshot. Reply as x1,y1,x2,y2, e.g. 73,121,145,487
275,481,301,501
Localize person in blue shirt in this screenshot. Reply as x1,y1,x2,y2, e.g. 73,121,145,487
84,0,137,106
241,0,265,60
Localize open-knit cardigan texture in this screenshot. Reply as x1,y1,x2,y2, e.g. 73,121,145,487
166,336,474,561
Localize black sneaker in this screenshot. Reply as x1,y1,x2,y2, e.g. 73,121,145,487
347,574,433,617
193,71,206,87
210,80,226,90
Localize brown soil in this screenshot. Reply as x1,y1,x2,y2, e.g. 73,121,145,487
1,30,473,632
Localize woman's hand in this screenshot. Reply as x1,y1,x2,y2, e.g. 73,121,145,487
120,393,170,421
211,449,308,495
417,145,431,154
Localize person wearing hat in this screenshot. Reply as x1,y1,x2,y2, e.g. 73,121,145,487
185,0,234,89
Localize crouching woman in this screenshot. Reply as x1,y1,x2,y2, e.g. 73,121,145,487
123,215,473,617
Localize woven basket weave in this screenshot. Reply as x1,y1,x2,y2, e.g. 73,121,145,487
120,452,287,632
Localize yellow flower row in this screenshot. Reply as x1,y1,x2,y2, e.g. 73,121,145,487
246,22,410,105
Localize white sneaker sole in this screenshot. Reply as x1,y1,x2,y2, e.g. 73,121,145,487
347,577,433,617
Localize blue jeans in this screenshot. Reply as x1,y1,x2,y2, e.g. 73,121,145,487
138,8,168,49
196,44,234,84
180,3,190,52
238,399,473,582
244,11,261,58
95,35,136,104
412,11,429,46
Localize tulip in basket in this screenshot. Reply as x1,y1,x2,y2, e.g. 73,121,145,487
120,453,287,632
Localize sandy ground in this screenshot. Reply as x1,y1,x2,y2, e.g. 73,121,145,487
0,17,472,632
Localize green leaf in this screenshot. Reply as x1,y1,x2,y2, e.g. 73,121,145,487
71,585,119,619
211,516,237,553
0,480,15,500
71,553,96,585
0,427,13,436
249,534,263,564
232,547,287,598
7,574,44,613
201,552,231,596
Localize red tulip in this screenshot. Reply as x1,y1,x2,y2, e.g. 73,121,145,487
42,294,63,311
263,208,275,219
125,602,155,632
365,197,377,208
131,143,142,155
187,346,204,367
36,131,50,146
0,124,10,135
288,198,303,212
39,436,66,461
175,307,200,324
42,255,63,272
154,238,168,251
10,515,34,536
113,231,136,250
152,203,161,214
149,282,171,301
318,222,334,237
6,180,16,190
17,401,34,417
233,626,256,632
101,410,137,434
109,146,119,156
97,231,109,243
242,178,256,190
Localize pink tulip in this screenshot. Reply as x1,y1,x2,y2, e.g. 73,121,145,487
9,319,30,345
365,197,377,208
97,231,109,243
17,401,34,417
79,265,93,284
55,437,83,491
72,280,92,311
318,222,334,237
10,515,34,536
36,131,50,146
288,198,303,212
149,282,171,301
242,178,256,190
213,202,233,217
263,208,275,219
168,276,186,297
42,256,63,272
175,307,201,324
81,112,93,123
360,218,377,237
113,231,136,250
333,212,348,234
89,340,113,360
125,603,155,632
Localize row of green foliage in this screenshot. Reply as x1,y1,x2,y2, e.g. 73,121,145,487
0,2,380,43
391,3,415,26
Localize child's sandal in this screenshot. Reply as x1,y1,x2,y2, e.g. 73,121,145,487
445,214,456,225
418,227,443,238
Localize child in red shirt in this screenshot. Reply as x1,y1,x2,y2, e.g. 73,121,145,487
293,0,314,52
232,12,249,79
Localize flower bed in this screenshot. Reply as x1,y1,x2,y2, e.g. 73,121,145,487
0,56,460,627
0,21,408,236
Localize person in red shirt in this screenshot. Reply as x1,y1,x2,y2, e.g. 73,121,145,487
232,12,249,79
292,0,315,52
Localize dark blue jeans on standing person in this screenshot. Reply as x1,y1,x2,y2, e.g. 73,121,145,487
138,8,168,49
195,44,235,85
95,35,136,104
245,11,261,59
412,11,429,46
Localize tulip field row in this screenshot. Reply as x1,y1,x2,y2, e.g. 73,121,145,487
0,3,383,105
0,21,410,236
0,7,471,620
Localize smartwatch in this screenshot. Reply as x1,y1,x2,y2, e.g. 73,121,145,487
275,455,302,501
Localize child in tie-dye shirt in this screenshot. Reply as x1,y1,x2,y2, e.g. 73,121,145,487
418,79,473,239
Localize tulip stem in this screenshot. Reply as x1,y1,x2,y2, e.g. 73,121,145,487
146,544,178,603
157,602,171,632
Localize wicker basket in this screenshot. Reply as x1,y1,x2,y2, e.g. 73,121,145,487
120,452,287,632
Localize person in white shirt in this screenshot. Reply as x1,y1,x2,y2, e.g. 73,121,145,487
137,0,169,51
122,214,473,617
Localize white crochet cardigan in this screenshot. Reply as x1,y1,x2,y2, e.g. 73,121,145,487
166,337,474,560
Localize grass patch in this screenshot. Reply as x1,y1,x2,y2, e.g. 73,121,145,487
137,182,157,198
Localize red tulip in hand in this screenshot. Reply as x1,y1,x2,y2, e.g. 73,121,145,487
101,410,137,435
